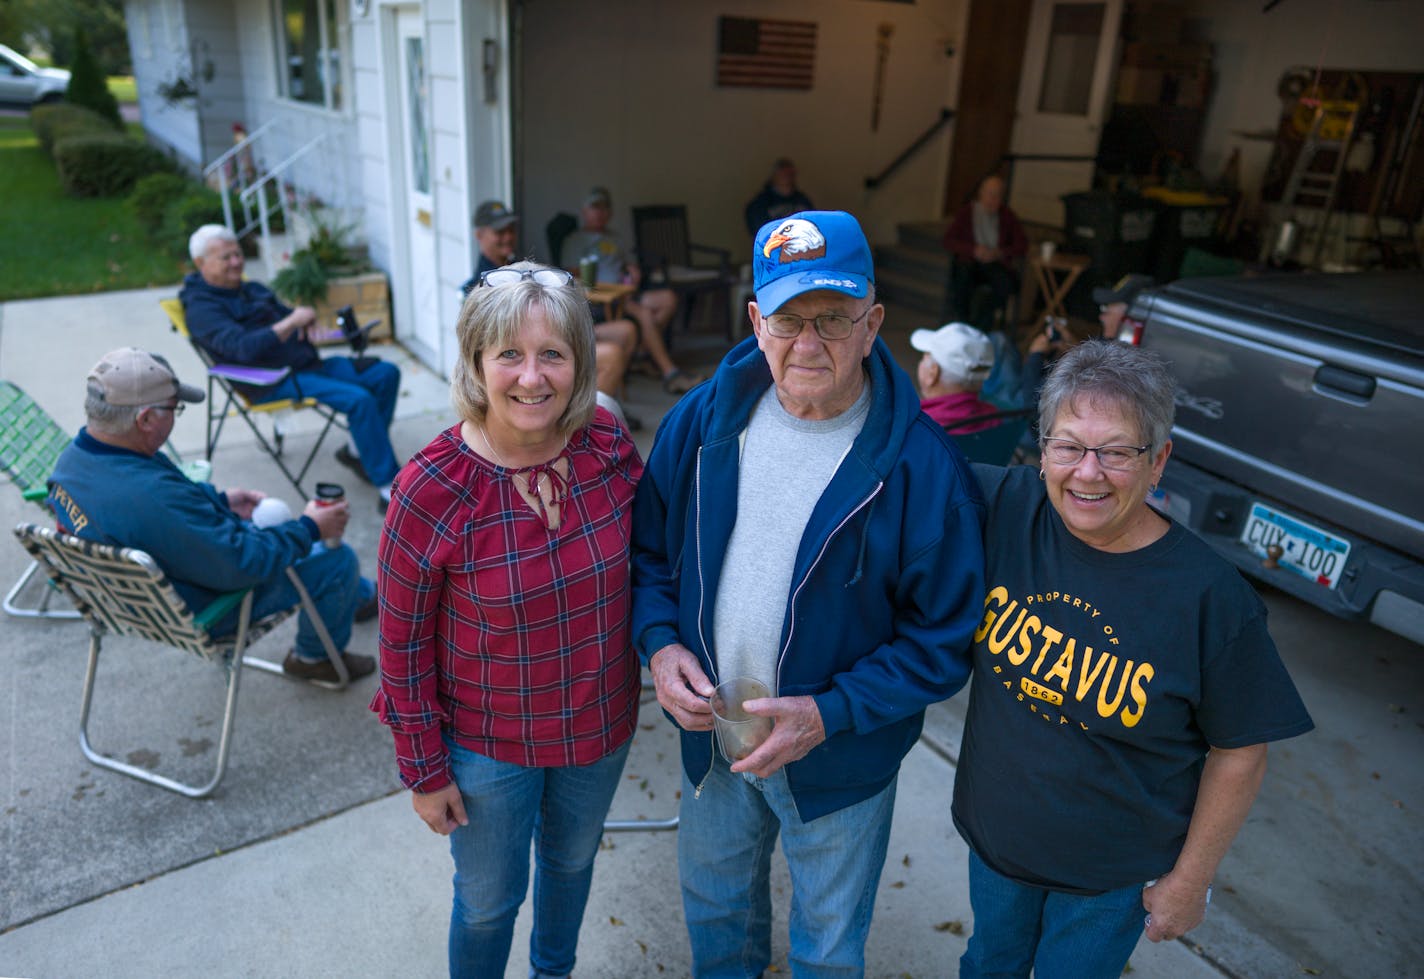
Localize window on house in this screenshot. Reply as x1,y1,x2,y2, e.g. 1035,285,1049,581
275,0,342,110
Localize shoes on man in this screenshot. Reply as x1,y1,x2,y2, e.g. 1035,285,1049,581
334,445,373,485
354,594,379,623
282,649,376,684
662,369,704,395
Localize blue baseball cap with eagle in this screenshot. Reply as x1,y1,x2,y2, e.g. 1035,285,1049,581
752,210,874,314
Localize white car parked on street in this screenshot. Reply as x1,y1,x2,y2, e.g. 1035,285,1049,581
0,43,70,108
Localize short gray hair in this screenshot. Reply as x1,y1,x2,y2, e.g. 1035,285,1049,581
189,224,237,261
84,381,142,435
1038,340,1176,452
449,261,597,435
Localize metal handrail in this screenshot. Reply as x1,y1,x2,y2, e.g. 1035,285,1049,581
236,133,330,278
203,120,276,177
864,108,955,190
205,122,278,233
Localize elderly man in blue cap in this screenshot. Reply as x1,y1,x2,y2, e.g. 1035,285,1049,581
631,210,986,976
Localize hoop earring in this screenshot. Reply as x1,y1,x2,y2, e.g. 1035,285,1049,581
1039,469,1046,481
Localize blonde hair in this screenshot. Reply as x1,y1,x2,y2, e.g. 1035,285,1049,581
449,261,597,435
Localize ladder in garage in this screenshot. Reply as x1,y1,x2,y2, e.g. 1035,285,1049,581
1280,98,1360,266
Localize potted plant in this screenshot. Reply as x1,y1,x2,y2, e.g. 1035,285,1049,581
272,204,390,344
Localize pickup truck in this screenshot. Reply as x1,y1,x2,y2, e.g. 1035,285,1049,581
1126,270,1424,645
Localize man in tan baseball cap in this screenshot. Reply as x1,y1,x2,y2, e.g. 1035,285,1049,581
48,347,377,684
86,347,207,407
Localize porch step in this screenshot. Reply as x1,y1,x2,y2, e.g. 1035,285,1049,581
872,219,953,318
875,266,946,319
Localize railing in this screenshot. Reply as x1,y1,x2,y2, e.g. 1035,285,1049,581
238,134,330,278
864,108,955,190
204,122,278,237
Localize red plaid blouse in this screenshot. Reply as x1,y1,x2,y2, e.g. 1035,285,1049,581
370,412,643,791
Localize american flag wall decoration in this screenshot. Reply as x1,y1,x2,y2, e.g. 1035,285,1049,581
716,17,818,90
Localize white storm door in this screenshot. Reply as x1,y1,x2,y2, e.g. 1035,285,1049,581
396,8,440,359
1007,0,1123,226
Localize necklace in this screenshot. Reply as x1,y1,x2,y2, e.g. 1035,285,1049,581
478,426,509,468
477,425,570,530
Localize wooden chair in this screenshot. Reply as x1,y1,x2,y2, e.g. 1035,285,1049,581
13,522,350,798
0,381,82,619
942,407,1035,466
631,204,737,340
161,298,343,498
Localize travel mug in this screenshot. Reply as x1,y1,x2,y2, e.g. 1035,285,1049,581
314,481,345,548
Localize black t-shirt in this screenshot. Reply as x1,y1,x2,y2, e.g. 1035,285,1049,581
952,465,1314,893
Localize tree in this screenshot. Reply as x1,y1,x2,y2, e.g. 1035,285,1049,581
65,27,121,128
5,0,131,77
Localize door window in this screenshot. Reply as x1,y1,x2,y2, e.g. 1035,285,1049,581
404,37,430,195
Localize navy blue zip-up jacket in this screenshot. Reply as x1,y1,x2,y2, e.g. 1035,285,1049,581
630,335,986,821
179,272,322,373
48,429,320,614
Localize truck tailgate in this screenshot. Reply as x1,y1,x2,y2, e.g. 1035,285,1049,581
1136,271,1424,560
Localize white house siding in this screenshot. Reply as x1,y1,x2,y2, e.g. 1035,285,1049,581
124,0,203,167
518,0,965,260
183,0,244,164
227,4,361,220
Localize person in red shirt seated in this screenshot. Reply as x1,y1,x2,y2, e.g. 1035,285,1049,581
372,261,644,979
943,174,1029,329
911,321,1001,432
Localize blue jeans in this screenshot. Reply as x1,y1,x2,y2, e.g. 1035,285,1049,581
960,850,1146,979
212,542,365,660
678,760,897,978
266,356,401,486
445,738,631,979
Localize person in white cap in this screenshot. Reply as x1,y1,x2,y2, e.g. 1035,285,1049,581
47,347,377,684
910,321,1002,433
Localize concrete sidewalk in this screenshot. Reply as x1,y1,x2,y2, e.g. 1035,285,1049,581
0,286,1230,978
0,737,1226,979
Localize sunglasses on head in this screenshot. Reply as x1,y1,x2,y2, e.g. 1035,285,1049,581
479,267,574,288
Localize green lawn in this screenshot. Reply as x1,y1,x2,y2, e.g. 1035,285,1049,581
0,116,188,301
109,75,137,103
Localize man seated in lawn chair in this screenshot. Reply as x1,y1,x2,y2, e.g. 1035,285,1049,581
180,224,401,511
47,348,378,685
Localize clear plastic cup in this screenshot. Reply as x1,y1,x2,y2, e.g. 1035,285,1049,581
711,676,773,763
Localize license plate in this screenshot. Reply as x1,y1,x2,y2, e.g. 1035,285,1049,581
1240,502,1352,589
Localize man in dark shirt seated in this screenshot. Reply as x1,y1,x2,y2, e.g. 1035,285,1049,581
743,157,815,238
48,347,376,684
459,199,519,296
180,224,402,509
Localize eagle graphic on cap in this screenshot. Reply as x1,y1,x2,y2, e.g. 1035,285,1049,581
763,219,826,263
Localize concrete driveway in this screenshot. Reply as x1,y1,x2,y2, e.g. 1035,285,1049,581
1,285,1417,977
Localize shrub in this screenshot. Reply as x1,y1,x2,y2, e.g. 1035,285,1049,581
159,187,227,257
53,133,173,197
31,103,113,156
65,28,122,128
129,172,195,235
271,251,330,306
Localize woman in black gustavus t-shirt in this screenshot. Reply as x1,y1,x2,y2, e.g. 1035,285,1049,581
952,341,1313,979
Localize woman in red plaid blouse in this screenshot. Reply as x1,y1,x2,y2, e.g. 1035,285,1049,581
372,263,644,979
